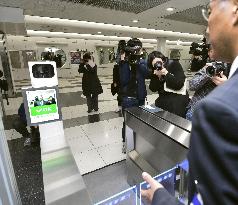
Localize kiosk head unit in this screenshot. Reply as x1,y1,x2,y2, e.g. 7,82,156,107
28,61,58,88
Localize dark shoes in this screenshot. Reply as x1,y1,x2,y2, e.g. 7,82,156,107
87,108,98,113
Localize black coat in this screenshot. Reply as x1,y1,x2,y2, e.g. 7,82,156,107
113,64,120,86
78,63,103,96
119,59,149,100
149,60,190,118
111,64,120,96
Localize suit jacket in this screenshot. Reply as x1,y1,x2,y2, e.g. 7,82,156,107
152,68,238,205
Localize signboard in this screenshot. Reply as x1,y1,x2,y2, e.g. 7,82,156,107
70,51,81,64
22,86,62,126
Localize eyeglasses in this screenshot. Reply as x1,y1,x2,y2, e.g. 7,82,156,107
201,3,211,22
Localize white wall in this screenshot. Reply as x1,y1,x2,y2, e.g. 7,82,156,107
6,36,117,81
6,35,192,86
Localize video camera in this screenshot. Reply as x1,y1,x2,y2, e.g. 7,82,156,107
189,37,210,61
118,38,143,65
206,62,226,77
189,38,210,72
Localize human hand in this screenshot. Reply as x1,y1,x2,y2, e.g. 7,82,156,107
160,68,168,76
211,72,227,85
154,68,168,78
141,172,164,203
114,83,117,87
88,59,95,68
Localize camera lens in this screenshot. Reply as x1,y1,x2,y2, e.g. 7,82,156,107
154,61,162,70
206,62,225,77
206,65,216,77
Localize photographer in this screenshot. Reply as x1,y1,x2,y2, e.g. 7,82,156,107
141,0,238,204
148,51,189,118
111,40,127,113
189,39,209,72
119,38,149,153
78,52,103,113
186,47,230,121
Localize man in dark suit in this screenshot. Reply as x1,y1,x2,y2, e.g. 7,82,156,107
141,0,238,204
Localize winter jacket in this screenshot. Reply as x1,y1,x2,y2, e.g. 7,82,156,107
149,60,190,118
78,63,103,96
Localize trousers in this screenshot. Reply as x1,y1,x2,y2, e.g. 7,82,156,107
86,94,98,111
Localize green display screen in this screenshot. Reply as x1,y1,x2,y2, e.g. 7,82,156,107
30,104,58,116
26,88,60,124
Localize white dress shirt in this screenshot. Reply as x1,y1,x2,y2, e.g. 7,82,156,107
228,56,238,79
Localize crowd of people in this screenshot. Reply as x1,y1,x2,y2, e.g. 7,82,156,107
109,1,238,202
42,51,64,68
76,34,233,156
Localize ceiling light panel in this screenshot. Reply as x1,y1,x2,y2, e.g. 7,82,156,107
63,0,171,14
164,5,207,26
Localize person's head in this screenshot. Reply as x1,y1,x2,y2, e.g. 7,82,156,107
147,51,167,69
83,52,92,64
208,44,215,60
126,38,143,56
127,38,142,50
170,50,181,60
207,0,238,62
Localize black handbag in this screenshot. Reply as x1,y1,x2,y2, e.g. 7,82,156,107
111,83,119,96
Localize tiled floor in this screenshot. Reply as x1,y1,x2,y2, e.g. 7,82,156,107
8,138,45,205
65,118,124,175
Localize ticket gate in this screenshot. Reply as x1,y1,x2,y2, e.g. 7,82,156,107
125,106,191,203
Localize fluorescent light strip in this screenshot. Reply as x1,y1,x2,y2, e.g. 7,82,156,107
27,30,156,43
25,15,203,39
27,30,192,46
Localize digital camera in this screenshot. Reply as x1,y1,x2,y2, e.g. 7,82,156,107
206,62,226,77
154,61,163,70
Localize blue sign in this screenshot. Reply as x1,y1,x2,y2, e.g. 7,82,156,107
95,186,138,205
140,167,177,205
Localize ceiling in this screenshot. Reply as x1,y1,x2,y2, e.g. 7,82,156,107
165,5,207,26
63,0,171,14
0,0,209,41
